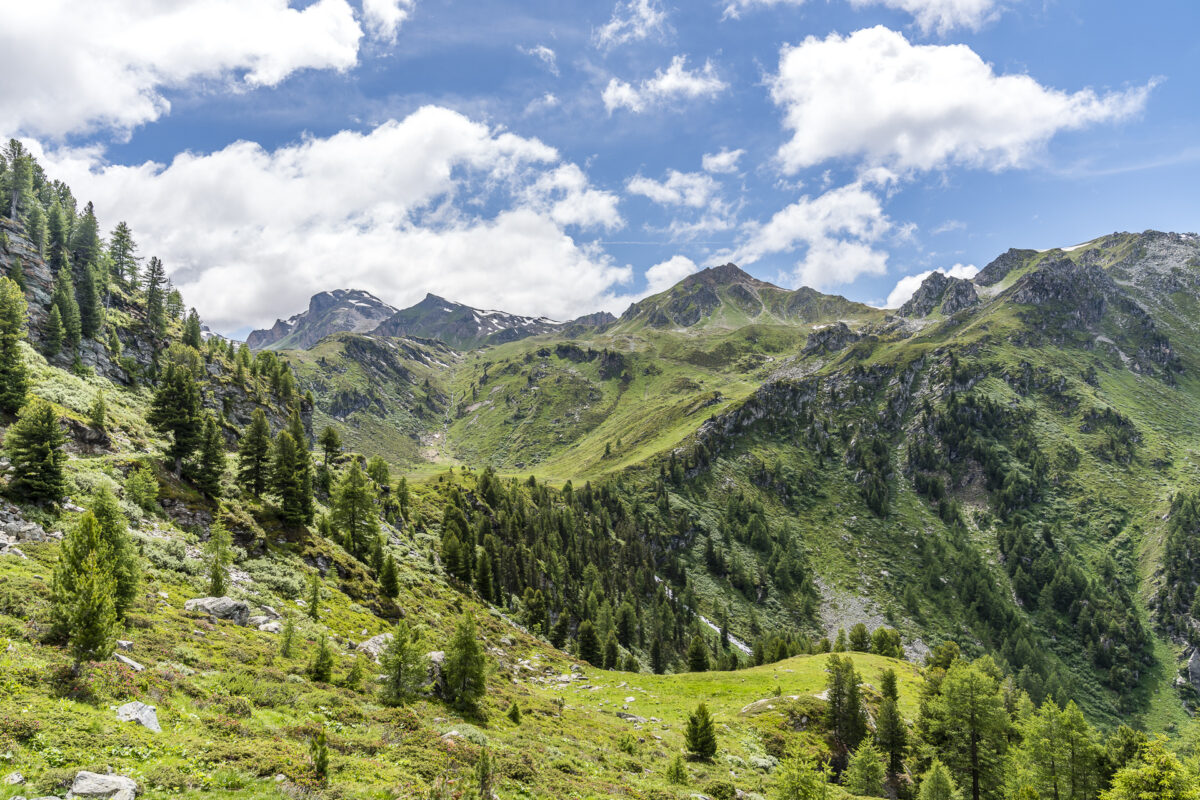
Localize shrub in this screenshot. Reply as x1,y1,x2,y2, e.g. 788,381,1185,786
57,661,137,703
124,465,160,513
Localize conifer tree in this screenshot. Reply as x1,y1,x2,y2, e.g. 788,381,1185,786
271,430,309,527
826,654,866,756
923,660,1008,800
380,552,399,597
47,202,71,272
182,309,202,348
0,277,27,414
845,739,887,797
577,619,602,667
918,760,961,800
308,634,333,682
684,703,717,761
7,258,25,291
380,620,427,706
332,459,378,558
319,426,341,465
310,725,329,783
443,613,487,712
52,511,119,662
876,693,907,778
26,201,45,257
89,391,106,433
52,267,81,350
70,201,101,268
687,635,710,672
44,304,64,357
107,221,139,287
651,638,666,674
5,398,66,502
76,261,102,338
90,486,140,617
287,409,314,522
144,256,167,339
148,362,202,476
774,745,831,800
237,408,271,498
5,142,31,220
475,548,493,602
195,413,225,499
306,572,321,621
603,630,619,669
205,520,233,596
280,614,297,658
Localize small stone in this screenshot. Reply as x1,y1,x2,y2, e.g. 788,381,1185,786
357,632,394,660
116,640,133,652
4,771,24,785
184,596,251,625
116,701,161,733
258,620,283,634
114,654,144,672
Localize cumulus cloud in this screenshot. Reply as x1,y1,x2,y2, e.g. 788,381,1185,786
849,0,998,35
594,0,669,50
627,171,720,208
730,179,893,288
519,44,559,76
362,0,416,41
0,0,366,139
702,148,746,174
603,56,728,114
33,106,631,332
885,263,979,307
770,26,1154,174
643,255,701,295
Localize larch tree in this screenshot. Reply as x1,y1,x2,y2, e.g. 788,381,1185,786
332,459,378,560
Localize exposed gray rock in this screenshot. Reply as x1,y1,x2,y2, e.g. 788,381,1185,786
184,596,250,625
116,640,133,651
116,701,161,733
66,771,137,799
975,247,1038,287
113,653,144,672
802,322,861,356
4,771,23,785
357,632,394,661
899,271,979,318
615,712,647,723
1187,649,1200,692
258,620,283,634
249,289,398,351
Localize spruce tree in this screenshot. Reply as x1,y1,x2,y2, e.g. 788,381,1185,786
90,486,140,617
44,305,64,356
144,256,167,339
236,408,271,498
775,747,832,800
603,630,619,669
332,459,378,559
7,258,25,291
845,739,887,797
319,425,341,465
182,308,202,348
650,638,666,674
306,572,321,621
5,398,66,502
0,277,28,414
47,201,70,272
107,221,139,287
826,654,866,756
380,553,399,597
923,660,1008,800
577,619,602,667
76,261,102,338
70,201,101,268
89,391,106,433
918,760,961,800
148,362,202,476
271,430,308,527
442,613,487,712
475,548,493,601
5,142,31,220
308,634,334,682
380,620,427,706
310,725,329,783
205,520,233,596
52,267,81,350
280,614,297,658
876,695,907,778
26,200,45,257
286,409,314,523
684,703,717,761
52,511,119,662
195,413,225,498
687,635,710,672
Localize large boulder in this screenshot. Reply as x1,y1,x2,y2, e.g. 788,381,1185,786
184,597,250,626
1188,649,1200,692
116,701,161,733
357,633,394,661
67,771,137,799
427,651,446,695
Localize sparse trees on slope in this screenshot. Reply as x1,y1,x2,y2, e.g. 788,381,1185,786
271,430,310,527
381,620,427,706
5,398,66,502
0,277,28,414
148,361,202,476
237,408,271,498
182,308,202,348
308,634,333,682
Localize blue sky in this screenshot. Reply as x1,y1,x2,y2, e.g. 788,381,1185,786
3,0,1198,335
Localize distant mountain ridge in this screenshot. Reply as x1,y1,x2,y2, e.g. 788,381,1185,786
370,293,567,350
247,289,398,350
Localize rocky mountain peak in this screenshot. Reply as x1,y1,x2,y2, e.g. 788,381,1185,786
247,289,398,350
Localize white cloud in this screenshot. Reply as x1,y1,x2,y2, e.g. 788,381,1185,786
730,179,893,288
519,44,559,76
885,263,978,307
0,0,365,139
702,148,746,174
849,0,998,35
524,93,560,115
627,171,720,208
33,106,631,332
362,0,416,42
770,26,1154,174
594,0,669,50
721,0,806,20
603,56,728,114
643,256,701,295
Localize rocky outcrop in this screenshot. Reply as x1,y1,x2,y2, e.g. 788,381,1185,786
184,597,251,626
357,632,394,661
67,771,137,799
248,289,398,351
802,322,861,356
115,701,160,733
372,293,561,350
899,272,979,317
974,247,1038,287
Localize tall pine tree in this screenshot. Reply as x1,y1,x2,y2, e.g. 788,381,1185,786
332,459,378,559
237,408,271,498
148,361,202,476
4,398,66,502
51,267,81,350
0,277,28,414
195,413,225,498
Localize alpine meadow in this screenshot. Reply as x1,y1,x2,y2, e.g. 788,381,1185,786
1,3,1200,800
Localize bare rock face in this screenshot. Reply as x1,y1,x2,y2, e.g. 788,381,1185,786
975,247,1039,287
899,272,979,318
248,289,398,351
184,597,251,626
802,322,861,356
357,632,394,661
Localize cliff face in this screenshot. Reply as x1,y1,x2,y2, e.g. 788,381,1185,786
247,289,398,351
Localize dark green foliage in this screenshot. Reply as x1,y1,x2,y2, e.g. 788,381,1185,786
848,623,871,652
506,701,521,724
380,553,398,597
51,266,81,350
319,425,341,465
577,620,602,667
90,486,140,617
280,614,297,658
603,630,619,669
271,431,309,527
308,635,334,683
182,309,202,348
332,459,378,559
687,635,710,672
825,654,866,759
918,760,960,800
443,613,487,712
684,702,717,761
920,658,1009,800
205,521,233,596
52,512,119,663
107,221,139,286
144,256,167,339
89,391,106,433
195,414,225,498
845,739,887,797
0,277,27,413
306,573,321,621
148,362,202,475
310,725,329,783
381,621,427,706
236,408,271,498
76,261,102,338
43,304,64,356
5,398,66,502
